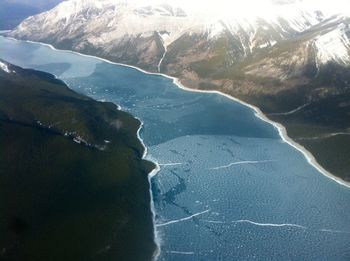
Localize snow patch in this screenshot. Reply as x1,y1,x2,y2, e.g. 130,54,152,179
315,24,350,64
0,61,13,73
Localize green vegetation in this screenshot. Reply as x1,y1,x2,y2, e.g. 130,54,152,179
0,62,156,261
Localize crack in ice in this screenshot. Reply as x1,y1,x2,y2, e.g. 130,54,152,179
319,228,350,234
204,219,350,235
232,220,307,229
202,220,226,224
156,210,210,227
210,160,275,170
167,251,195,255
158,162,184,167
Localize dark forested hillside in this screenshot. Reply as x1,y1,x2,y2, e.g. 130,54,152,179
0,60,156,261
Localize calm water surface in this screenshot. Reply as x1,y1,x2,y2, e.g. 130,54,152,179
1,36,350,260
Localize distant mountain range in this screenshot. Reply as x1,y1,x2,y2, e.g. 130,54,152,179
7,0,350,181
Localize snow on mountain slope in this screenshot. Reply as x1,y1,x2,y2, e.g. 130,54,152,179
315,19,350,65
13,0,191,46
241,16,350,84
0,61,14,73
9,0,350,72
11,0,323,50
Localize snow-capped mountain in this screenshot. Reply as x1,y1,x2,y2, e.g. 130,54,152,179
10,0,347,72
8,0,350,106
314,16,350,65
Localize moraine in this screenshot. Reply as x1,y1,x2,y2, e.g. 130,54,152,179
1,36,350,261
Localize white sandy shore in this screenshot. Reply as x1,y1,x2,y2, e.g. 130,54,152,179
2,35,350,259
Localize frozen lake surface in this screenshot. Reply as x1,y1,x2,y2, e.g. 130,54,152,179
1,36,350,260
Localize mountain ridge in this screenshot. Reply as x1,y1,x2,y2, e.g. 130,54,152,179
10,0,333,71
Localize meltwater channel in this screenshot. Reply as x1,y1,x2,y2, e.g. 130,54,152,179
1,36,350,261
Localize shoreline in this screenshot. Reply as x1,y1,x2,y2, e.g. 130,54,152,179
0,39,163,259
175,83,350,189
2,35,350,257
3,36,349,189
136,120,161,260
